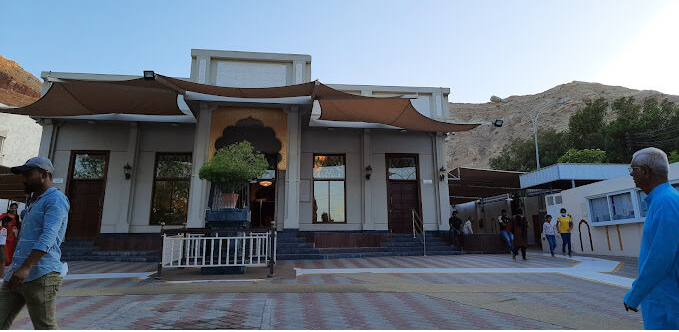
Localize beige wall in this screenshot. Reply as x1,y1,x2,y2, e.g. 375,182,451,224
50,121,195,234
299,128,444,232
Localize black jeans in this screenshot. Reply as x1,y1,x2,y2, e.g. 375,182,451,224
513,246,527,259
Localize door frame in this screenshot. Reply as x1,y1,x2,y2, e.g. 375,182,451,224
65,150,110,238
385,153,423,233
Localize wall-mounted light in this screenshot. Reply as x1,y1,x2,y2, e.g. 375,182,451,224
365,165,373,180
124,163,132,180
439,166,447,181
259,180,273,187
494,119,504,127
143,70,155,80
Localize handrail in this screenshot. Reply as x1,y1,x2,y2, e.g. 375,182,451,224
411,209,426,256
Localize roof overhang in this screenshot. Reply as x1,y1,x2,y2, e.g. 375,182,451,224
449,167,524,205
1,73,485,133
0,166,26,203
519,163,630,189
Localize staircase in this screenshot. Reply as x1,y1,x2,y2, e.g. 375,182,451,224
276,232,462,260
60,238,160,262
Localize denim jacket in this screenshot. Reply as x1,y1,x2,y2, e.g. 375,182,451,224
4,187,69,282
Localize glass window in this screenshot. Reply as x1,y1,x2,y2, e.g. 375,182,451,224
555,196,563,205
637,190,648,217
151,153,192,225
589,197,610,223
388,156,417,180
610,192,635,220
72,153,107,180
313,155,345,223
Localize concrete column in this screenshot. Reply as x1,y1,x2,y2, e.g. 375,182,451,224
283,107,301,230
432,133,448,231
115,122,139,233
362,129,373,230
38,119,54,158
186,104,213,228
292,61,305,84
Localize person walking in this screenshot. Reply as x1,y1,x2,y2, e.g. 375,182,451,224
498,209,514,253
555,208,573,257
0,157,70,330
448,211,462,248
511,209,528,261
0,203,21,266
0,217,9,279
542,215,558,257
623,148,679,329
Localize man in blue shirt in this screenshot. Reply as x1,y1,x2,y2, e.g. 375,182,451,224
0,157,69,330
624,147,679,329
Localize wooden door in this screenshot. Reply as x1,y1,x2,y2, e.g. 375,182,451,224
388,182,419,233
66,152,109,238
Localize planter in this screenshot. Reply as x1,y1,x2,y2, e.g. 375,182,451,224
221,193,239,208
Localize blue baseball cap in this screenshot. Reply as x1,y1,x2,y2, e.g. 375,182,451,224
11,156,54,174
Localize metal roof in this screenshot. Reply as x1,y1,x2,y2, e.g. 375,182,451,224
448,167,524,204
519,163,629,189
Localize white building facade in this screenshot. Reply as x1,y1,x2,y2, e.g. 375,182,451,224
22,49,472,244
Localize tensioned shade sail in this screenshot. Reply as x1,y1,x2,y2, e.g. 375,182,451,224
0,166,26,203
2,74,481,132
3,78,184,117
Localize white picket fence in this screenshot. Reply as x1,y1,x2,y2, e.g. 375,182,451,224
161,231,276,268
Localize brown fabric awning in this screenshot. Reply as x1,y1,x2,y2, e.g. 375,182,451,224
0,166,26,203
1,74,481,132
3,78,184,117
317,99,479,132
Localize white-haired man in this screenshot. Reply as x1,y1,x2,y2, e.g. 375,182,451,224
623,147,679,329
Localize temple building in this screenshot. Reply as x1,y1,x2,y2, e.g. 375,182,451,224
1,49,489,256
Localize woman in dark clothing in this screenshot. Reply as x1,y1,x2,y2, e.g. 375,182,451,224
511,209,528,261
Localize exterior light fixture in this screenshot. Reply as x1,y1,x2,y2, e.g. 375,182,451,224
494,119,504,127
143,70,155,80
259,180,273,187
123,163,132,180
365,165,373,180
439,166,447,181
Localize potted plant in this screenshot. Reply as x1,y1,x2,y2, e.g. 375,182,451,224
199,141,269,208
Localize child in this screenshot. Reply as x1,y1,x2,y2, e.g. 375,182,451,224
542,215,558,257
0,216,10,279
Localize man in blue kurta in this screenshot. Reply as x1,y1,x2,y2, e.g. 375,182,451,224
624,147,679,329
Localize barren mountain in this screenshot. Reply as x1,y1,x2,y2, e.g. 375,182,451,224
447,81,679,169
0,55,41,107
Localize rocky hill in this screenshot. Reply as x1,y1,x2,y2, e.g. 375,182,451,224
0,55,42,107
447,81,679,169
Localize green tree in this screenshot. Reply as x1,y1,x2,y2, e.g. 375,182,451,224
557,149,606,164
198,140,269,193
567,98,606,150
490,129,569,171
668,151,679,164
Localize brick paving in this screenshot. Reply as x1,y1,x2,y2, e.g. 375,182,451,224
6,253,644,329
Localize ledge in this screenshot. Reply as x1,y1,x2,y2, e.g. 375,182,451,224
590,218,644,227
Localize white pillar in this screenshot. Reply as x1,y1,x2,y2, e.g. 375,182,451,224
186,104,213,228
116,122,139,233
283,107,301,230
362,129,373,230
38,119,54,158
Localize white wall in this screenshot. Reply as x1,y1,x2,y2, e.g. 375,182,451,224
559,162,679,257
0,113,42,167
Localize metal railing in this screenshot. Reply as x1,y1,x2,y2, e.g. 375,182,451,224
411,209,426,256
159,228,276,276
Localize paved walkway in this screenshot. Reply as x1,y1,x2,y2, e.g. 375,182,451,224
6,253,643,329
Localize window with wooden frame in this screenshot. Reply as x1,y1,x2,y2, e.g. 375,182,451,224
150,153,192,225
312,154,346,223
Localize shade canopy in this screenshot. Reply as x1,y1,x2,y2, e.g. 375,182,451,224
3,78,184,117
2,74,481,133
0,166,26,203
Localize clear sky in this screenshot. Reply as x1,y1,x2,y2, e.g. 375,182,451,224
1,0,677,103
